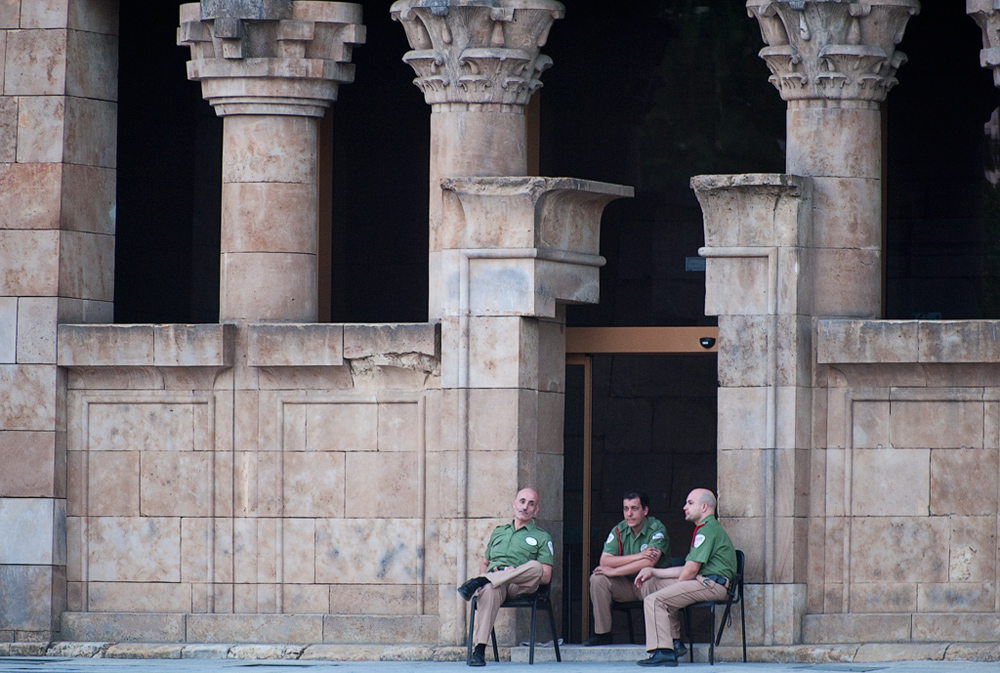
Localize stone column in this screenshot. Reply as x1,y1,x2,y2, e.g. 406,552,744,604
0,0,118,639
179,0,365,322
390,0,565,320
969,0,1000,86
748,0,920,318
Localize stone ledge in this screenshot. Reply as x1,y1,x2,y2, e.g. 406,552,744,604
57,324,235,367
818,319,1000,364
3,642,999,662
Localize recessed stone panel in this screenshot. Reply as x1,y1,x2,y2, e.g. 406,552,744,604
930,448,998,516
87,516,181,583
283,451,345,518
88,450,139,516
140,452,213,517
88,402,201,452
850,448,929,516
849,516,949,583
344,452,418,519
851,400,889,449
889,400,984,449
315,518,422,585
303,402,377,452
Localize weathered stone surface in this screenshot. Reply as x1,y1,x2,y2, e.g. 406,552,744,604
60,613,186,643
247,324,343,367
0,431,57,498
344,323,438,360
186,614,323,644
321,615,439,644
801,613,911,644
105,643,183,658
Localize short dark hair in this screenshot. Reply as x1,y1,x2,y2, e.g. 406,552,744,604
622,490,649,510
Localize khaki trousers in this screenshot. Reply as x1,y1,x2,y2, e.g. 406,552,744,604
643,576,728,651
589,572,672,635
472,560,545,646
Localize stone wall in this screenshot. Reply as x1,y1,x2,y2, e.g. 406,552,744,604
806,320,1000,643
56,322,453,644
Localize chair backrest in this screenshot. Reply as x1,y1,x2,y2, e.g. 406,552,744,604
728,549,745,601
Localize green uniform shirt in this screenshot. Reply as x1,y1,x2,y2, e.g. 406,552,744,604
485,520,554,571
685,515,737,581
602,515,671,569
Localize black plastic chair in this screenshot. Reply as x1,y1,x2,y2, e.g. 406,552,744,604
466,583,562,665
611,556,686,644
611,600,643,643
681,549,746,665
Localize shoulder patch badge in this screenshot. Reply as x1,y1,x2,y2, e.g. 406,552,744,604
651,532,664,540
548,540,554,554
606,532,614,544
694,533,706,548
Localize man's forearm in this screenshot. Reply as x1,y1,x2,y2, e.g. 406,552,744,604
600,552,648,569
602,557,655,577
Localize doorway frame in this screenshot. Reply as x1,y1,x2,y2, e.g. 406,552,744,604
565,325,718,642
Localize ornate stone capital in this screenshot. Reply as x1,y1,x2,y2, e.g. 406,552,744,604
968,0,1000,87
390,0,564,106
747,0,920,103
178,1,365,116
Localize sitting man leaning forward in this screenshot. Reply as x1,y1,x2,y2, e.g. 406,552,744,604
457,487,554,667
634,488,737,667
584,490,671,647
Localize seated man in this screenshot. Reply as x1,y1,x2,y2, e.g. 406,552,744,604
634,488,737,667
457,487,554,667
584,490,671,646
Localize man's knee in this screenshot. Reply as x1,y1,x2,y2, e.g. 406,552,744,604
590,572,611,591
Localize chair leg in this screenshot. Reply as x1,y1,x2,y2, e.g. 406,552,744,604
467,597,477,665
740,597,747,663
490,628,500,663
546,604,561,662
708,605,716,665
529,602,538,665
626,608,634,644
682,607,693,663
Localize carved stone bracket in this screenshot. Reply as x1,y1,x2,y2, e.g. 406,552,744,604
178,1,366,116
747,0,920,103
968,0,1000,87
390,0,565,106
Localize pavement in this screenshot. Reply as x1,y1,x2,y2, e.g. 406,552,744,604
1,644,1000,673
1,656,1000,673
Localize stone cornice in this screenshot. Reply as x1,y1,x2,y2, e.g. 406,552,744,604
390,0,565,106
747,0,920,103
178,1,365,116
968,0,1000,87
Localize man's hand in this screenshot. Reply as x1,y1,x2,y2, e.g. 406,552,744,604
634,567,654,588
640,548,662,563
592,565,608,576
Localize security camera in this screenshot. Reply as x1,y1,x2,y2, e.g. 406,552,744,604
699,337,716,349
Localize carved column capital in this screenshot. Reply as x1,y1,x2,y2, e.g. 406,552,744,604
178,1,365,116
747,0,920,104
968,0,1000,87
390,0,564,106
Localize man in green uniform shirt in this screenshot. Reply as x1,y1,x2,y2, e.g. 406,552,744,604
457,487,554,666
584,490,671,646
634,488,737,667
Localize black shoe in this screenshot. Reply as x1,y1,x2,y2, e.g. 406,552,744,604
458,576,489,601
672,639,687,659
469,644,486,667
583,632,613,646
637,649,678,667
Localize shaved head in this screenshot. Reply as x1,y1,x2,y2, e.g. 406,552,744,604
684,488,717,524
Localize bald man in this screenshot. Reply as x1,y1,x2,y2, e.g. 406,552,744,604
633,488,736,667
458,487,554,667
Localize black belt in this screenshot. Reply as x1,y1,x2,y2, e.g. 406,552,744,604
703,574,728,586
490,566,513,572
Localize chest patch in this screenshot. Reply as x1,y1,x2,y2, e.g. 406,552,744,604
694,533,706,548
640,543,648,551
526,536,538,546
